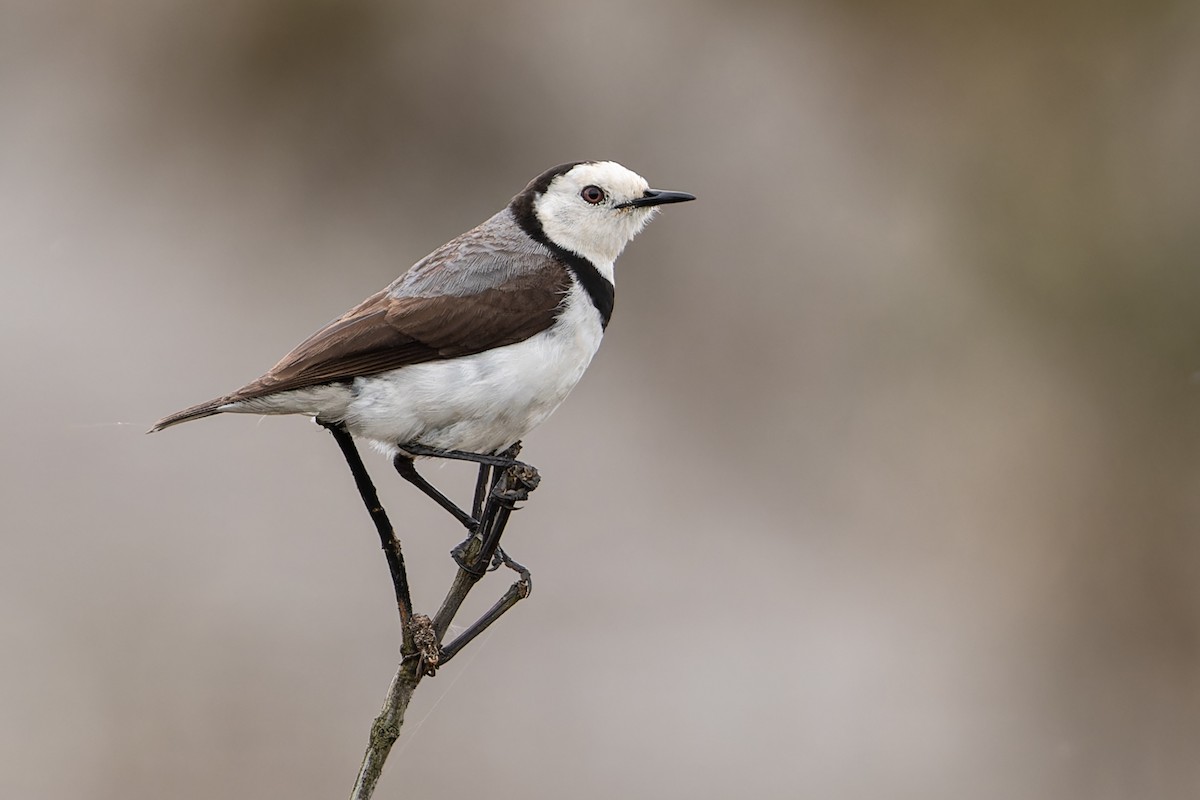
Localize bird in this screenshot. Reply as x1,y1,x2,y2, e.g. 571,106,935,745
151,160,694,526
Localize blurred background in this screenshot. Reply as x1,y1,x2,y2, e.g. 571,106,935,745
3,1,1199,798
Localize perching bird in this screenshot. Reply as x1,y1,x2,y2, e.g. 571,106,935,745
151,161,694,522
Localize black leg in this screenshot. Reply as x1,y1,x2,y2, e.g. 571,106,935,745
319,421,414,639
399,443,532,574
469,464,520,573
318,424,539,689
471,463,492,522
389,452,528,578
392,455,478,530
459,461,540,576
438,578,531,666
401,443,528,470
468,465,506,573
493,548,532,584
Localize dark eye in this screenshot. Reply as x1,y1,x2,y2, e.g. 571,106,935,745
581,185,606,204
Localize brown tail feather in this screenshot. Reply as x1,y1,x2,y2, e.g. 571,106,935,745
147,398,229,433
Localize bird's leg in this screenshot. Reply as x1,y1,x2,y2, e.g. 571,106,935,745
438,578,531,666
492,548,532,581
471,463,493,522
392,456,510,576
469,463,516,572
390,446,530,576
393,441,531,571
388,441,523,528
392,455,478,531
318,421,415,645
467,460,539,576
452,445,530,574
400,443,529,470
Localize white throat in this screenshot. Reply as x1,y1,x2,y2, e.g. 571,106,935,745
535,199,655,267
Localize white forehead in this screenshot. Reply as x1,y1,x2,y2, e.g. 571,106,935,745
549,161,649,200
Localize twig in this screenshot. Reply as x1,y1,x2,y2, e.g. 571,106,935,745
348,656,423,800
340,446,540,800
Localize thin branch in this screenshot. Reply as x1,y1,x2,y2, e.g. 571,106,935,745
344,450,540,800
348,656,423,800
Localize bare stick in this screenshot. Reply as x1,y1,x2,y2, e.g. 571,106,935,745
346,453,539,800
349,656,423,800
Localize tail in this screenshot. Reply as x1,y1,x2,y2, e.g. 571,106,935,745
147,397,229,433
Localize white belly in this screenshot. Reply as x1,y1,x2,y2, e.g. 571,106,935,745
340,284,603,455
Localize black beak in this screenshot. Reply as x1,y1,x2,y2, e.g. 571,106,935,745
616,189,697,209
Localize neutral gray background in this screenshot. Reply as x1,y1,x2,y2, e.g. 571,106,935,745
3,1,1198,798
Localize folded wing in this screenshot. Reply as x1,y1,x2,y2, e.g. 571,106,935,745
228,267,571,403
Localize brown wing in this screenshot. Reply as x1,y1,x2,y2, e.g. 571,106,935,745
225,267,571,403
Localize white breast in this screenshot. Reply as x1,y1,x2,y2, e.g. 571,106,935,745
341,280,605,455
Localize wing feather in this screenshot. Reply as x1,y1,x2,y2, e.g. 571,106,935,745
224,267,571,404
150,211,575,432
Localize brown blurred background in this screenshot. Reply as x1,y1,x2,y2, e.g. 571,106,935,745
3,1,1199,798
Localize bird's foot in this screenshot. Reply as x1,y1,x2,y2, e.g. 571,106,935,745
492,463,540,504
451,464,539,575
491,548,532,592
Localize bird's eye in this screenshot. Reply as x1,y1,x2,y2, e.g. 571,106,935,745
581,185,606,205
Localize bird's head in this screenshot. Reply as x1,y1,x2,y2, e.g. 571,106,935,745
513,161,695,266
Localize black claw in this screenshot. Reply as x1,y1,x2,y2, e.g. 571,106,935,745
489,546,519,573
493,549,532,594
491,465,541,504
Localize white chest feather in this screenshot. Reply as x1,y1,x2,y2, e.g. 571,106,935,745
342,281,605,454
